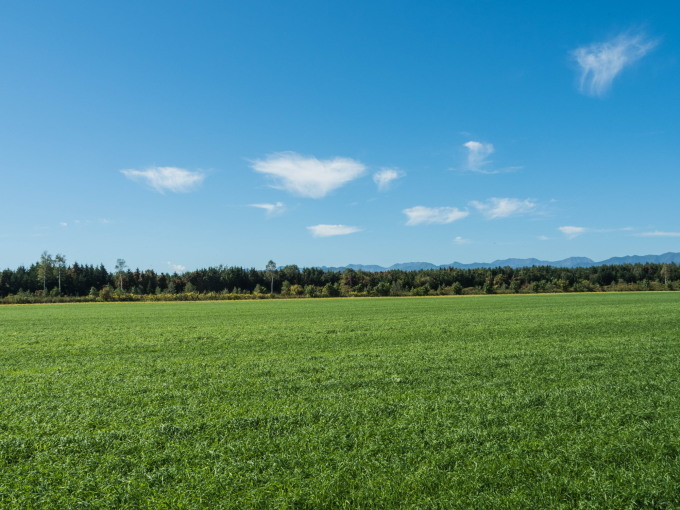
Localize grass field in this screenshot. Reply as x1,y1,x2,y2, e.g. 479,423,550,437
1,293,679,508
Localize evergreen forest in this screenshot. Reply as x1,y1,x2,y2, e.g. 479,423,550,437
1,252,678,304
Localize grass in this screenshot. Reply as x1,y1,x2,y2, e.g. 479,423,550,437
1,293,679,508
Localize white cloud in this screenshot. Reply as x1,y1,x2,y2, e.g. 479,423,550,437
249,202,286,217
572,31,658,97
558,226,588,238
167,261,186,273
463,141,494,172
559,225,634,239
373,168,404,191
470,198,537,219
307,224,362,237
59,218,111,228
403,206,469,226
121,166,205,193
453,236,471,245
537,235,551,241
639,231,680,237
461,141,520,174
251,152,365,198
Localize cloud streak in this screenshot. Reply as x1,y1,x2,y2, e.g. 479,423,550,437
558,226,633,239
57,218,112,228
638,231,680,237
470,198,537,219
572,31,657,96
249,202,286,217
307,224,362,237
251,152,365,198
121,166,205,193
403,206,469,226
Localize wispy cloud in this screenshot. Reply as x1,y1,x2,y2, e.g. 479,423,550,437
251,152,365,199
559,225,634,239
558,226,588,238
403,206,469,226
470,198,537,219
572,31,658,97
463,141,494,172
249,202,286,217
307,224,362,237
57,218,112,228
462,141,520,174
121,166,205,193
167,261,186,273
638,231,680,237
373,168,404,191
453,236,471,245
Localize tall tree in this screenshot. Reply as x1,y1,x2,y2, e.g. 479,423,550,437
115,258,127,291
280,264,300,285
54,253,66,294
266,260,277,294
37,251,53,293
661,264,672,286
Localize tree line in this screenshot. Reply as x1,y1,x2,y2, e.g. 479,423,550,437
0,253,678,303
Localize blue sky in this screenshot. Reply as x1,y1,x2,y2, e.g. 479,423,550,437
1,1,678,272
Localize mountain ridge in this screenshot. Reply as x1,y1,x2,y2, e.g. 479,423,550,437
318,252,680,272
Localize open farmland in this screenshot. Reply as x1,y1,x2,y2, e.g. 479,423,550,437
1,294,679,508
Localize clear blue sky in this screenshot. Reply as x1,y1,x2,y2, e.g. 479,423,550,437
1,1,678,272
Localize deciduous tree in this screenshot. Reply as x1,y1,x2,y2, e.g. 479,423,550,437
37,251,53,293
266,260,277,294
54,254,66,294
115,258,127,291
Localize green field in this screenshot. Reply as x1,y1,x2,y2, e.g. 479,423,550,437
1,294,679,508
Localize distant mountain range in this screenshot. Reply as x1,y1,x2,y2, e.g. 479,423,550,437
318,252,680,272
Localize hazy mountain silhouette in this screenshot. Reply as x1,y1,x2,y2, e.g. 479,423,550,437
319,252,680,272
